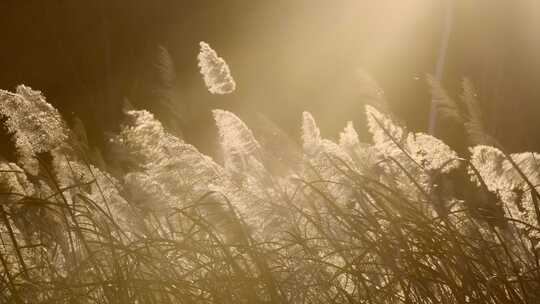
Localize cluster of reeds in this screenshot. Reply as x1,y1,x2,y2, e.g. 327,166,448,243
1,72,540,303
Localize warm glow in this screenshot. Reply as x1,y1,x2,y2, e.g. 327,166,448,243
1,2,540,303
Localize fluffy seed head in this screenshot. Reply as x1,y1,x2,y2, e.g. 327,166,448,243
198,42,236,94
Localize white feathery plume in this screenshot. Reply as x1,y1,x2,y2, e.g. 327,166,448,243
339,121,360,152
299,112,356,205
468,145,507,192
0,85,68,174
366,105,461,206
366,105,459,172
503,152,540,187
198,41,236,94
469,145,540,240
301,112,354,170
406,132,459,173
301,111,322,156
213,109,262,174
111,109,222,211
0,162,35,199
338,121,381,175
365,105,405,159
469,145,540,193
110,109,166,165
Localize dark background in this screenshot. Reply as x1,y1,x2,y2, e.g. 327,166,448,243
1,0,539,157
